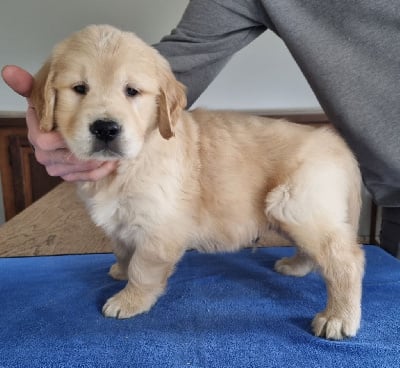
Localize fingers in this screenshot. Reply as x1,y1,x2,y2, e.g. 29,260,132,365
62,161,118,182
48,160,104,179
1,65,34,98
35,147,98,170
28,126,67,152
35,146,118,181
26,104,67,150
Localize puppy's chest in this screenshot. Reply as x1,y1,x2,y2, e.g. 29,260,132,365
85,192,156,237
81,174,180,241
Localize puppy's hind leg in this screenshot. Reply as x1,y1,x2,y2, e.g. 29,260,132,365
266,174,364,340
293,226,364,340
267,184,315,277
108,241,135,281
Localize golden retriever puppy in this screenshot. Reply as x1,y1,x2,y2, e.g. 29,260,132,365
31,25,364,340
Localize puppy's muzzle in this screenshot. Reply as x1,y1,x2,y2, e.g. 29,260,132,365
90,119,121,142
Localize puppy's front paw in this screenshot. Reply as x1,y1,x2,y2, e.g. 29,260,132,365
108,262,128,281
102,287,155,319
312,310,360,340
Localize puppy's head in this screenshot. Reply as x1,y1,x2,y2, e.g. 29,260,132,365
31,24,186,160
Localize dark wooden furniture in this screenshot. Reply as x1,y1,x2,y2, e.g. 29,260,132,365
0,116,61,220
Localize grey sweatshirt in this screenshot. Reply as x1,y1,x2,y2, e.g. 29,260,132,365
154,0,400,207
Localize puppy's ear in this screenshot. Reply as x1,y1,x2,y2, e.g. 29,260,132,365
31,60,57,132
158,68,186,140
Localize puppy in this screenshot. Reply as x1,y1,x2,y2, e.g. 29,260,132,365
31,25,364,340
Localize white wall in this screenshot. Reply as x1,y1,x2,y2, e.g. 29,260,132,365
193,32,320,111
0,0,188,111
0,0,320,112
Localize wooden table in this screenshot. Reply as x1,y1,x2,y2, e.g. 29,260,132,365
0,182,111,257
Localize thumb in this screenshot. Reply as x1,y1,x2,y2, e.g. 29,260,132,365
1,65,34,98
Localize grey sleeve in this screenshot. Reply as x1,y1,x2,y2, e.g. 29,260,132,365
153,0,267,107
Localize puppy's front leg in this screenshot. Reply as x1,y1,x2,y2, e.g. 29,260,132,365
103,241,184,319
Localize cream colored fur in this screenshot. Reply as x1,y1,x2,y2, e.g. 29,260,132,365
32,25,365,340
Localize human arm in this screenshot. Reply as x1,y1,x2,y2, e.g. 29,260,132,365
154,0,268,107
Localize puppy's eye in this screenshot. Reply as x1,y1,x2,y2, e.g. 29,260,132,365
73,84,88,95
125,86,139,97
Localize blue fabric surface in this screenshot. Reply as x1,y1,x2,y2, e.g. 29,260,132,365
0,246,399,368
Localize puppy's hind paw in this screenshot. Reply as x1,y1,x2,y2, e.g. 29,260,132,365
108,262,128,281
274,254,314,277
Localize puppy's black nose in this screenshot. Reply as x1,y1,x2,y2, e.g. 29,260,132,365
90,120,121,142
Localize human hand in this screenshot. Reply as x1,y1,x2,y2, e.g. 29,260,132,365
1,65,118,181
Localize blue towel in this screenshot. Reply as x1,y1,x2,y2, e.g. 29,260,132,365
0,246,399,368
